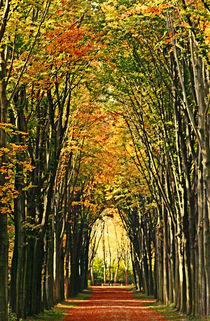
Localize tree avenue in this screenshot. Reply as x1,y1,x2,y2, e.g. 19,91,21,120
0,0,209,320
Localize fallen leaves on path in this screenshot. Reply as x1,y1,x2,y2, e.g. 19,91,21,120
65,286,166,321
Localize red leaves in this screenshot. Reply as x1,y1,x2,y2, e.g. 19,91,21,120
56,9,65,15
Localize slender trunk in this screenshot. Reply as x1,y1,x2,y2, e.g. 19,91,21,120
0,49,8,321
162,203,169,305
0,213,8,321
69,224,81,297
83,237,90,289
10,88,27,319
114,257,120,284
44,228,54,309
90,267,94,285
102,231,107,284
156,207,163,302
131,247,138,289
10,162,26,318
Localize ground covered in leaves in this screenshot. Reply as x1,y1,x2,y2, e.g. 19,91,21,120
64,286,166,321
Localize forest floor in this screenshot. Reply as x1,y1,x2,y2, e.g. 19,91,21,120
25,286,208,321
64,286,166,321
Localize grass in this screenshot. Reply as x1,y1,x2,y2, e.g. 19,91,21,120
21,289,92,321
133,292,154,300
73,289,91,300
25,309,64,321
133,291,210,321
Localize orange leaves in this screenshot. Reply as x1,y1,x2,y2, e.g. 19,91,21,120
0,148,10,155
46,26,85,55
0,177,18,215
24,22,96,95
143,6,162,16
54,94,131,214
0,143,27,161
0,207,11,215
19,161,35,172
0,124,29,142
121,2,172,20
10,144,28,152
56,9,65,15
45,24,95,66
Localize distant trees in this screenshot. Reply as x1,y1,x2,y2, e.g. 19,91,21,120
89,210,133,285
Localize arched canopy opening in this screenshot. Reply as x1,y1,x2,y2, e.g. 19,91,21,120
89,208,132,286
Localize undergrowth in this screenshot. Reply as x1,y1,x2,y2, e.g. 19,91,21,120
19,289,92,321
133,291,209,321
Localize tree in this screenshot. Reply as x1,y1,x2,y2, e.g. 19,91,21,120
0,1,10,320
91,0,209,315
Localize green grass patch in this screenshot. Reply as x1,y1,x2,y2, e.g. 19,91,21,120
73,288,91,300
132,292,209,321
133,292,154,300
145,301,209,321
22,289,92,321
22,309,64,321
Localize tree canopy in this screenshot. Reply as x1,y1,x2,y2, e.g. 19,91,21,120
0,0,209,320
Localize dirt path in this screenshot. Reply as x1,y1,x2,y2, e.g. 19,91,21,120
64,286,166,321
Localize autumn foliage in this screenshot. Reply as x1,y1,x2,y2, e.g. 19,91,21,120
0,0,209,321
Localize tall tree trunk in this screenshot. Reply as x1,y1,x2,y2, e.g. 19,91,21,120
0,212,8,321
162,203,169,305
44,226,54,309
0,49,8,321
10,87,28,319
155,207,163,302
10,161,26,319
102,231,107,284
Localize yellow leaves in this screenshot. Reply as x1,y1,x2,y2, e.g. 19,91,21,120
144,200,157,213
0,122,16,134
0,139,33,216
20,161,35,172
125,142,135,157
0,122,15,128
0,178,18,215
10,144,28,152
101,1,117,16
26,0,44,9
203,21,210,43
120,2,171,20
0,123,29,139
101,1,121,27
71,201,83,207
22,182,37,191
0,148,10,155
71,199,97,213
